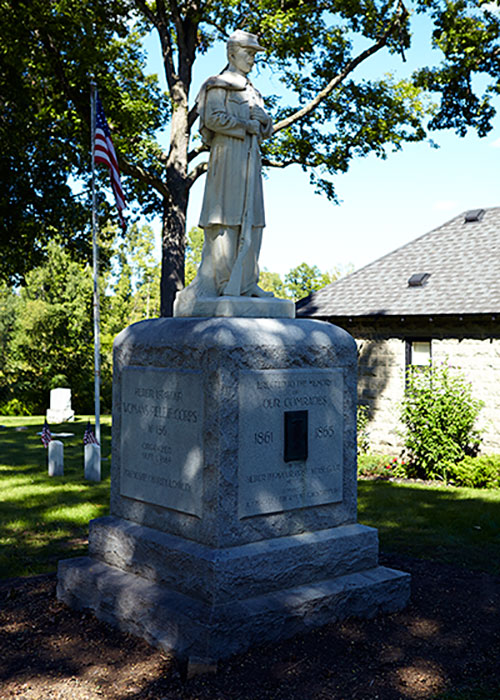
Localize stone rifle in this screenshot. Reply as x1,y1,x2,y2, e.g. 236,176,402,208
223,132,258,296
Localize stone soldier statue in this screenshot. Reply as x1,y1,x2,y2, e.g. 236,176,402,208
176,29,274,307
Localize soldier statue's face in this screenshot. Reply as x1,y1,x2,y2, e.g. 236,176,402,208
229,44,258,75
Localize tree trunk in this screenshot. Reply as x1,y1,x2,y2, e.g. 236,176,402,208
160,75,191,317
160,187,187,317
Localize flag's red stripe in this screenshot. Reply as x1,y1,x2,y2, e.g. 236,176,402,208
95,129,120,172
93,99,127,226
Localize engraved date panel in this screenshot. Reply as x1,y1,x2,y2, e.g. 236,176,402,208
238,368,343,518
120,366,203,516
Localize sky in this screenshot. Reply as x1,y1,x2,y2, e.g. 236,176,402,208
140,12,500,278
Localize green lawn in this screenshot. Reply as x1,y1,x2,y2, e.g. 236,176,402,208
0,415,111,579
358,479,500,576
1,416,500,579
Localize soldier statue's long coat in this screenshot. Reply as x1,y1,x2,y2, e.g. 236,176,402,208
197,70,273,229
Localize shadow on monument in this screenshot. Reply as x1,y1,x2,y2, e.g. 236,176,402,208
57,316,410,667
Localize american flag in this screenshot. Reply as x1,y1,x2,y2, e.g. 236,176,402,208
94,93,127,229
83,421,99,446
41,420,52,448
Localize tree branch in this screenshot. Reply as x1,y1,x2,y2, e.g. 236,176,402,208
186,161,208,188
118,155,172,201
134,0,159,29
153,0,178,91
188,104,199,131
188,142,208,162
262,157,315,168
168,0,185,56
273,0,408,134
202,19,230,40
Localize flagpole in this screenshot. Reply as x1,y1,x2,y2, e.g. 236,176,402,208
90,79,102,458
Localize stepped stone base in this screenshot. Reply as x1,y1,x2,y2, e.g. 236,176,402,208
57,317,410,663
58,516,410,660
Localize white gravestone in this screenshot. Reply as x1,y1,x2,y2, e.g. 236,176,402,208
84,443,101,482
48,440,64,476
46,387,75,424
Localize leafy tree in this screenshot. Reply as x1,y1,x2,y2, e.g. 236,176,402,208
184,227,204,286
124,223,161,321
259,269,289,298
0,222,163,415
0,0,166,283
102,223,160,346
4,241,98,414
3,0,500,315
284,262,339,301
0,285,21,412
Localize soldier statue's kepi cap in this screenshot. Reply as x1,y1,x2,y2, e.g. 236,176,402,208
228,29,265,52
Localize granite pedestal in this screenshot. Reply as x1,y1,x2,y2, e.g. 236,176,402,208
57,317,410,661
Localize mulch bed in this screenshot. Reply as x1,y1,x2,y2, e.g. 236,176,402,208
0,553,499,700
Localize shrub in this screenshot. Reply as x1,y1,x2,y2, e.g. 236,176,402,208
49,374,70,389
446,455,500,489
357,404,370,455
400,361,483,480
357,454,404,479
357,453,386,478
0,398,33,416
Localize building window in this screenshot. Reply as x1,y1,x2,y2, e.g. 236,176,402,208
405,339,432,368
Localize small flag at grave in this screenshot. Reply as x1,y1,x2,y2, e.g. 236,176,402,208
41,420,52,448
83,421,99,446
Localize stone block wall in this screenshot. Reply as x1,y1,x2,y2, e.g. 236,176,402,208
357,338,405,453
328,316,500,456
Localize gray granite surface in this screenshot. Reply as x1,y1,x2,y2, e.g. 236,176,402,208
57,316,410,662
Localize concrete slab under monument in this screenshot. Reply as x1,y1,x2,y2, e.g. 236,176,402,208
57,317,410,662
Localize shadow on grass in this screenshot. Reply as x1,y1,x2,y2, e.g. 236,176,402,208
358,480,500,576
0,416,112,578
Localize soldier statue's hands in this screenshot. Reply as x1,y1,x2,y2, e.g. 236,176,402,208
250,105,268,125
246,119,261,136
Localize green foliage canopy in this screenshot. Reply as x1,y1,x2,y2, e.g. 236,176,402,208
283,262,339,301
2,0,500,313
259,269,288,298
184,227,204,286
3,241,96,413
0,0,167,283
0,224,160,415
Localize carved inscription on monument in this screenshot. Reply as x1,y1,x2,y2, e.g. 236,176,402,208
238,369,343,518
120,366,203,516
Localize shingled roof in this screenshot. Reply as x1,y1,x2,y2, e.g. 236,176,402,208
296,207,500,318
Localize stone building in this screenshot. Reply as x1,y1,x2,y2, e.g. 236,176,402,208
296,207,500,454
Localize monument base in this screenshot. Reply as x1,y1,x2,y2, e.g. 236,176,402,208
173,293,295,318
58,516,410,661
57,316,410,663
